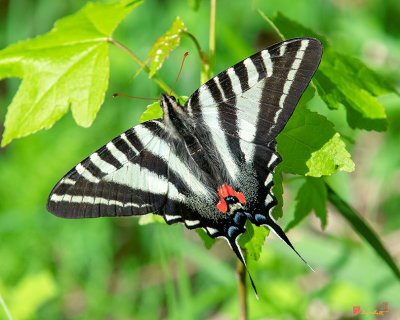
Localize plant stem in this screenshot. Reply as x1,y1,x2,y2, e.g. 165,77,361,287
256,9,285,41
236,249,248,320
207,0,216,80
108,38,174,95
0,292,12,320
183,32,203,59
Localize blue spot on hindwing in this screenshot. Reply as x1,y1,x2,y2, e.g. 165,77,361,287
255,214,267,223
228,226,239,238
233,211,246,225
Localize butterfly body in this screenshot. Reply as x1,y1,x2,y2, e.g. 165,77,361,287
47,38,323,295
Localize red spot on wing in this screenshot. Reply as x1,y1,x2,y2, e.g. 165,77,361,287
230,188,246,204
216,198,228,213
216,183,246,213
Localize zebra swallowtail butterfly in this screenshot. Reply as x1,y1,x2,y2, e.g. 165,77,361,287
47,38,323,297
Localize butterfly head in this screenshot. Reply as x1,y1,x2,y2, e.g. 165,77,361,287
160,93,177,106
160,93,186,127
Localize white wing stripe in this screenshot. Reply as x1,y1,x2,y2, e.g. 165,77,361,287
265,193,273,205
135,126,211,197
267,153,279,168
261,50,273,77
276,40,310,123
120,133,139,154
287,69,297,81
264,174,273,187
61,178,76,185
244,57,259,88
165,214,181,222
237,83,264,162
279,44,287,56
202,106,240,179
50,193,151,208
226,67,243,96
75,163,99,183
283,80,292,94
107,141,129,164
206,227,219,235
90,152,116,175
185,220,200,226
198,85,215,107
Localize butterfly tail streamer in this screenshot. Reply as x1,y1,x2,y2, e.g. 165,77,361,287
227,237,259,300
266,219,315,272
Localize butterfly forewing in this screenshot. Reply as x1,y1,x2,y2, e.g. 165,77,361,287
185,38,322,167
48,120,177,218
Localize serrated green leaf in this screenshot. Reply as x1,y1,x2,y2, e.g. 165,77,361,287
147,16,187,78
138,214,165,225
265,11,393,132
240,223,269,261
196,229,217,249
306,132,355,177
286,177,327,231
0,0,142,146
318,50,387,131
278,105,353,177
139,96,188,123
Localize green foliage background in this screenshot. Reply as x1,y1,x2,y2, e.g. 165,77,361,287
0,0,400,319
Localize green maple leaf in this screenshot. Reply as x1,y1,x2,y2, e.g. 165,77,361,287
286,177,327,231
306,132,354,177
0,0,142,146
278,104,355,177
238,221,270,261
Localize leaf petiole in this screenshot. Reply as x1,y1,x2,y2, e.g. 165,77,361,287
108,37,174,94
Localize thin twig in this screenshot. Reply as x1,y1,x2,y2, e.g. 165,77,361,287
236,249,248,320
183,32,203,59
0,292,12,320
208,0,216,80
108,38,174,95
256,9,285,41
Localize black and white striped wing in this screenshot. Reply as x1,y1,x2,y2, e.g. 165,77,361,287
47,38,323,298
47,120,182,218
181,38,322,279
185,38,322,183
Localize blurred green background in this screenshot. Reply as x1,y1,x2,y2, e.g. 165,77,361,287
1,0,400,319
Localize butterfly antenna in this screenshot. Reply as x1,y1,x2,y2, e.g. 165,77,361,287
169,52,189,96
227,237,259,300
266,219,315,272
112,93,160,101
